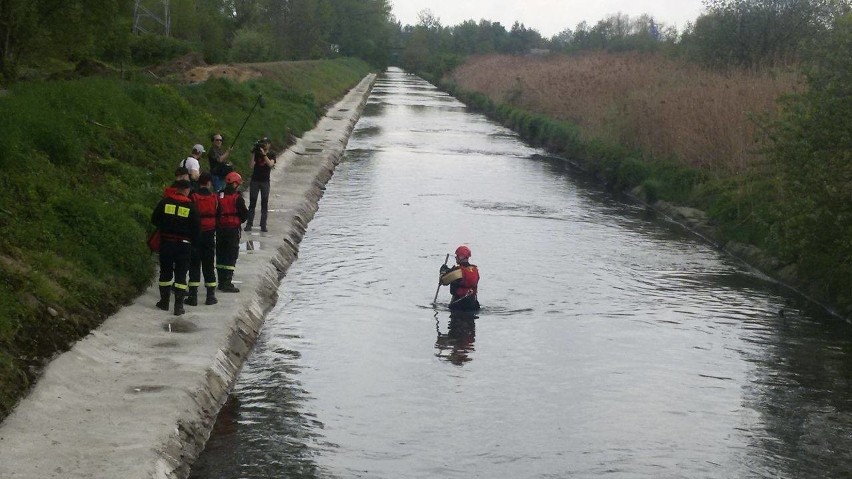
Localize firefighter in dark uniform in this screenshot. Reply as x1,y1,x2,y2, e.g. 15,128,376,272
439,245,481,311
186,172,218,306
217,172,248,293
151,179,200,316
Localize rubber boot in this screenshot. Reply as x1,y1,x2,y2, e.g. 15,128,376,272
184,286,198,306
227,271,240,293
205,286,218,305
173,290,186,316
156,286,170,311
219,271,240,293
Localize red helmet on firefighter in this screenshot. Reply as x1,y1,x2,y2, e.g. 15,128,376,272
455,245,472,260
225,172,242,186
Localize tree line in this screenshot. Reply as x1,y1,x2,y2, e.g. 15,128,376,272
396,0,852,79
3,0,848,83
0,0,395,81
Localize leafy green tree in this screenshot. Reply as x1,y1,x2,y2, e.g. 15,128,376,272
282,0,333,59
451,20,480,54
682,0,851,67
0,0,39,79
507,21,545,54
766,12,852,304
228,27,272,62
556,13,674,53
0,0,131,79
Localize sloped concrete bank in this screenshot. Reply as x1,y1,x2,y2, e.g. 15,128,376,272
646,198,846,319
568,157,846,320
0,73,376,479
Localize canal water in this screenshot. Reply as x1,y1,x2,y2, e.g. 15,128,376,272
190,68,852,478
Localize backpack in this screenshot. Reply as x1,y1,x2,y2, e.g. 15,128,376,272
147,229,161,253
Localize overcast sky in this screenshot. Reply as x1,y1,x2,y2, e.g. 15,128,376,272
391,0,708,37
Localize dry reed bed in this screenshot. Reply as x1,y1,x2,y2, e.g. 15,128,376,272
450,53,801,173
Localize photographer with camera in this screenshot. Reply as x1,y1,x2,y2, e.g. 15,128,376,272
244,137,276,232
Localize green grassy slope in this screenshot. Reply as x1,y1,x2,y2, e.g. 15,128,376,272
0,57,371,419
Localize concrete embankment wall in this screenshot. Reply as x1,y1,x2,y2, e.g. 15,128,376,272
0,73,376,479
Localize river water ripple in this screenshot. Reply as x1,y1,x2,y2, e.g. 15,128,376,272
190,68,852,479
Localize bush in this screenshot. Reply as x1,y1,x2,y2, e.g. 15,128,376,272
229,29,273,63
615,157,651,190
129,34,192,65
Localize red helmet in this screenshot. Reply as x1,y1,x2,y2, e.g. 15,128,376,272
455,245,472,260
225,172,242,185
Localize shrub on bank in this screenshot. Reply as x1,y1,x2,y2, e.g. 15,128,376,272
130,34,193,66
0,58,371,419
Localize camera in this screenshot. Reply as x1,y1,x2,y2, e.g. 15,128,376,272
252,137,271,154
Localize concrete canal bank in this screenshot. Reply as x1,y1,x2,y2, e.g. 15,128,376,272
0,73,376,479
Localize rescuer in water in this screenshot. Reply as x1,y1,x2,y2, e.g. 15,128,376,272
439,245,480,311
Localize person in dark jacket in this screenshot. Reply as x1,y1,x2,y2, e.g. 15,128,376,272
439,245,481,311
208,133,233,192
186,172,218,306
244,138,276,232
217,172,248,292
151,179,200,316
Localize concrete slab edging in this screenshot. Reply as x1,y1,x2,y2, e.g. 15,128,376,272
0,73,377,479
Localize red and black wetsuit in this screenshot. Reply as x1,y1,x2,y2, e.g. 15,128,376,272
151,187,200,297
188,187,218,290
445,263,480,311
216,185,248,284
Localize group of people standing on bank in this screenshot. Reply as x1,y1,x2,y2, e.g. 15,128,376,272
150,134,276,316
150,132,482,317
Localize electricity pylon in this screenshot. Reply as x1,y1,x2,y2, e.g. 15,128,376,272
132,0,171,37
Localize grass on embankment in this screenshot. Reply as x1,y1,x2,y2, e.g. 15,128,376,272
0,57,371,419
442,52,850,318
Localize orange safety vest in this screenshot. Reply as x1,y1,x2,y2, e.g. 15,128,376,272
218,192,241,229
191,191,218,232
455,265,479,299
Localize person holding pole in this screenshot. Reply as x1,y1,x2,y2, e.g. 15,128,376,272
438,245,480,311
208,133,233,192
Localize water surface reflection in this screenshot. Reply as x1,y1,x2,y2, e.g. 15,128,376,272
435,311,478,366
190,68,852,479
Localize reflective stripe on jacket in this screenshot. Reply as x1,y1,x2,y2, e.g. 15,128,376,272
152,188,199,243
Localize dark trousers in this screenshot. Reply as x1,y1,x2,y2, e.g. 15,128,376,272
216,227,241,272
449,294,480,312
211,174,225,193
246,180,270,229
189,230,217,288
159,240,192,293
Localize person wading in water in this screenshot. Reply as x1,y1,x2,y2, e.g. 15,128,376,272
439,245,480,311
